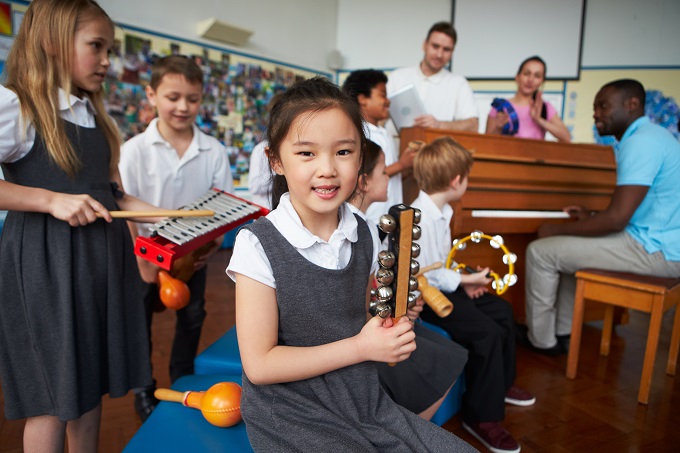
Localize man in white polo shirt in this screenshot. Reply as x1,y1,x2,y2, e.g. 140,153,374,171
387,21,478,132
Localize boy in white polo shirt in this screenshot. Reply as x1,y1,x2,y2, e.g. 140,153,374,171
119,55,233,422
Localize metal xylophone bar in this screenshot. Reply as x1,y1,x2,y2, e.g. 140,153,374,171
151,191,262,245
134,189,268,270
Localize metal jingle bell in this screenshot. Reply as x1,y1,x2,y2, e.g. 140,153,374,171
410,259,420,276
376,268,394,285
378,250,396,268
375,285,393,302
378,215,396,234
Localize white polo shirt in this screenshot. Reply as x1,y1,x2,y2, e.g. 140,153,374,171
387,65,478,123
119,117,233,236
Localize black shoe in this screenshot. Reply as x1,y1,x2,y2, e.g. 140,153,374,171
557,334,571,353
134,388,159,422
515,323,566,357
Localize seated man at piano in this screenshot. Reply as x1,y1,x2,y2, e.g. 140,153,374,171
521,79,680,356
412,136,534,453
119,55,234,421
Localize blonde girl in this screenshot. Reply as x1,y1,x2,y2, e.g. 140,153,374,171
0,1,158,451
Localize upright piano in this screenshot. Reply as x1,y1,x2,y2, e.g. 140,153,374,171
399,127,618,322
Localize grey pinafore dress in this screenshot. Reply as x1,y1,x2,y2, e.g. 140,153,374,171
0,122,152,420
240,217,476,452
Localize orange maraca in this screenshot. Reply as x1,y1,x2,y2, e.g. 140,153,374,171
157,269,190,310
155,381,242,427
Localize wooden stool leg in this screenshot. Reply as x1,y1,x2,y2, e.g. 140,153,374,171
639,295,664,405
600,305,615,356
667,305,680,376
566,279,586,379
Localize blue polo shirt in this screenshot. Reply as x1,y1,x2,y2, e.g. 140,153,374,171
615,116,680,261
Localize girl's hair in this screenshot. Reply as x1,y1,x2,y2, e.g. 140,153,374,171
267,76,367,210
348,140,383,205
4,0,120,178
149,55,204,91
517,55,547,77
414,137,473,194
362,140,383,178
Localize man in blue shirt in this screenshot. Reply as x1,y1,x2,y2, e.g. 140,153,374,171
521,79,680,355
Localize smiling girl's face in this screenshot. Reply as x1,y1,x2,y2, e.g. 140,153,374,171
272,107,361,233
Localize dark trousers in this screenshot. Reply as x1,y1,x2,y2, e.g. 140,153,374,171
421,288,516,423
139,266,208,389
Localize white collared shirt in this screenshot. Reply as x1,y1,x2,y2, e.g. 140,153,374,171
119,117,233,236
227,194,374,289
363,121,402,228
410,190,462,293
0,86,96,163
247,140,272,209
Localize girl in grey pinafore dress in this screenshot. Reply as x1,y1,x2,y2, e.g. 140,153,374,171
239,216,476,452
0,122,152,420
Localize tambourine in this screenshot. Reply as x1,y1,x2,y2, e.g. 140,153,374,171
491,98,519,136
445,231,518,295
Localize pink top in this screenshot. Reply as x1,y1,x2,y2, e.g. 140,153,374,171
489,100,557,140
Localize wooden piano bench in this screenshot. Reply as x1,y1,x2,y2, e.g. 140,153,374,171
566,268,680,404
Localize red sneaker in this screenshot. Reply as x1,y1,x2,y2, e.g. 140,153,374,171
504,386,536,407
462,421,520,453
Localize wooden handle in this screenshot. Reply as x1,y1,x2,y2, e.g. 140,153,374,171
97,209,215,219
417,275,453,318
154,388,186,403
415,261,443,278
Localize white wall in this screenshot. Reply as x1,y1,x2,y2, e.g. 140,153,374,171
99,0,339,72
98,0,680,73
581,0,680,67
335,0,451,70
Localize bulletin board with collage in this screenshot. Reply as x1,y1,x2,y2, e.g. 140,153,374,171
106,27,326,189
0,0,329,191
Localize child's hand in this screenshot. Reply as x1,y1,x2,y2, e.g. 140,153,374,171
460,267,491,299
48,192,110,225
460,267,492,286
193,238,222,270
462,283,488,299
356,315,416,364
398,145,417,170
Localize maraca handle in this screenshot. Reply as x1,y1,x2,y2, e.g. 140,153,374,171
155,388,205,409
155,388,186,403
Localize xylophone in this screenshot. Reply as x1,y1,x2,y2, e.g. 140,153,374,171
135,189,268,271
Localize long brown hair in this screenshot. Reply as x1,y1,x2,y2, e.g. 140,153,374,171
4,0,121,178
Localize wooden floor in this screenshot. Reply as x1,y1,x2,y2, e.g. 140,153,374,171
1,248,679,452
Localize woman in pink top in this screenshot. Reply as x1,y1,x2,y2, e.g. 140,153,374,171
486,56,571,142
